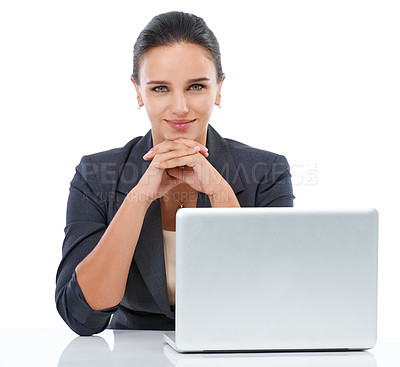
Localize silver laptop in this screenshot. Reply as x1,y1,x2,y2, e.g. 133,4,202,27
164,208,378,353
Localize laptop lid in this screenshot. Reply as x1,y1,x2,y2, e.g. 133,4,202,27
172,208,378,352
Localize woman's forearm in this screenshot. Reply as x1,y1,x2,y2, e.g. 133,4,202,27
75,187,151,311
209,180,240,208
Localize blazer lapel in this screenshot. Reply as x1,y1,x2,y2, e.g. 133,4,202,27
115,129,153,196
192,124,246,208
133,198,174,318
205,124,245,196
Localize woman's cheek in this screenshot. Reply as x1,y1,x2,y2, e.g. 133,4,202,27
191,94,214,115
146,98,168,119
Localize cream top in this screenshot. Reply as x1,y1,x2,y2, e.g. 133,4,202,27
162,230,176,307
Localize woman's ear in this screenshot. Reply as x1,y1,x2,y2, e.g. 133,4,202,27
215,74,226,106
131,76,144,107
130,76,140,93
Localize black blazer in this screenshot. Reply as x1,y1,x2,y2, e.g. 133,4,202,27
55,124,295,336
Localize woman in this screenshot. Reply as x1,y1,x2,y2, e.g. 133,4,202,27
55,11,295,336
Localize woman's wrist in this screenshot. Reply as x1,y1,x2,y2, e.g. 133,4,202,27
125,185,154,209
208,180,240,208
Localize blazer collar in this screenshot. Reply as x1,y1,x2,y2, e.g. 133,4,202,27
116,129,153,196
117,124,244,318
205,124,245,194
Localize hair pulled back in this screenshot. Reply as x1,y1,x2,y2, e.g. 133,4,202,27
132,11,224,85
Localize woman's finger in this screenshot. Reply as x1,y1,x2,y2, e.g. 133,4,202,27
153,152,201,169
143,139,208,160
143,143,207,159
152,146,202,165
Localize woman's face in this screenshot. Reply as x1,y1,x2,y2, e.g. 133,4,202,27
132,43,224,146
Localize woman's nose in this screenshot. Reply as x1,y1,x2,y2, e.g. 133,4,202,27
171,93,189,115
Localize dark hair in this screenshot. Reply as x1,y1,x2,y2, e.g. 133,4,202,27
132,11,224,85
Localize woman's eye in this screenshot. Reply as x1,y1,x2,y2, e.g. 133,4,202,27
153,86,168,93
189,84,205,91
152,84,205,92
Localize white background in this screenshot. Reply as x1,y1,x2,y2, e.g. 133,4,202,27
0,0,399,336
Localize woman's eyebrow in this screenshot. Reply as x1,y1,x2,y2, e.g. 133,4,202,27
187,77,210,83
146,77,210,85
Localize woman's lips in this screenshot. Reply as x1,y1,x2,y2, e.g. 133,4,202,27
165,119,195,131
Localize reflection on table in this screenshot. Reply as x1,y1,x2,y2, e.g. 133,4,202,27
58,329,376,367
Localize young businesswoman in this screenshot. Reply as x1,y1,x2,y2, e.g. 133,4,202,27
55,11,295,336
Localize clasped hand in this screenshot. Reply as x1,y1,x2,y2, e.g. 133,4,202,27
136,138,227,202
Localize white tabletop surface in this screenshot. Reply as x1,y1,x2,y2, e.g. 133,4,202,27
1,328,399,366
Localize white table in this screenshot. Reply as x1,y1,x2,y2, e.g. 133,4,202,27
1,328,399,366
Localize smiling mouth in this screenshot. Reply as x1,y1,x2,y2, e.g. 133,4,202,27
165,119,196,131
165,119,196,124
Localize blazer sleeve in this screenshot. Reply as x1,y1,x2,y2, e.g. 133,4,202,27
255,154,295,207
55,155,118,336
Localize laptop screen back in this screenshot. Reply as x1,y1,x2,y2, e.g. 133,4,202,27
175,208,378,352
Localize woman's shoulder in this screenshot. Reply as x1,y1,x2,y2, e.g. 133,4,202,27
70,133,151,197
223,136,287,164
80,135,144,165
73,132,152,189
209,124,286,162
